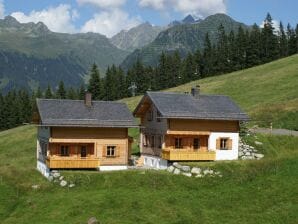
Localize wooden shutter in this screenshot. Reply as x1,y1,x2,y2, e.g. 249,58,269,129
102,146,107,157
227,139,232,150
116,146,121,157
216,138,220,150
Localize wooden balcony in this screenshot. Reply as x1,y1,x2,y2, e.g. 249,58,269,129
161,149,216,161
46,157,100,169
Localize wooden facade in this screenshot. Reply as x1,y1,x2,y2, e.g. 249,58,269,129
137,101,239,161
38,126,132,169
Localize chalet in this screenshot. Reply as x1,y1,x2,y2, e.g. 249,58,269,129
36,93,137,177
133,86,249,169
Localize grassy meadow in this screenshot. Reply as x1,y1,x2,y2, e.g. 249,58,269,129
0,125,298,223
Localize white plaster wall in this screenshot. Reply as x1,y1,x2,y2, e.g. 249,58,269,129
143,155,168,169
208,132,239,160
37,161,50,178
99,166,128,171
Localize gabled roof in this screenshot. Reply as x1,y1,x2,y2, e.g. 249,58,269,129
133,91,249,121
37,99,137,127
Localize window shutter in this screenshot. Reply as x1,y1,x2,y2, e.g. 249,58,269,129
116,146,121,157
102,146,106,157
216,139,220,150
227,139,232,150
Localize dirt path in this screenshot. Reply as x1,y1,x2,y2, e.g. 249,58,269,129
249,128,298,136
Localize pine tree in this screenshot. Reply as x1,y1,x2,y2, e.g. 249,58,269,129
0,93,4,130
56,81,66,99
36,86,43,98
279,21,288,57
87,63,103,100
287,23,297,55
261,13,279,62
246,24,261,67
67,87,77,99
216,24,229,73
296,24,298,53
78,83,86,100
203,33,214,76
45,84,53,99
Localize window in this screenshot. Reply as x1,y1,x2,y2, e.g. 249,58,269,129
193,138,200,150
81,146,87,157
156,111,161,122
150,135,155,147
220,138,228,150
157,135,162,149
143,135,149,147
106,146,116,157
60,145,69,156
147,109,153,121
175,138,182,149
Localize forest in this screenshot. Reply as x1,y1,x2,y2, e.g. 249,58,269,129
0,13,297,131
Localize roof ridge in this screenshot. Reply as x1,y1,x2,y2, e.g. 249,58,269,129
37,98,125,104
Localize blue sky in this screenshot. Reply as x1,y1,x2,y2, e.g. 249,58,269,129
0,0,297,37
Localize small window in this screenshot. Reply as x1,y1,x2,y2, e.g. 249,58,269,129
81,146,87,157
220,138,228,150
150,135,155,147
157,135,162,149
60,145,69,156
156,111,161,122
107,146,116,157
175,138,182,149
193,138,200,150
147,109,153,121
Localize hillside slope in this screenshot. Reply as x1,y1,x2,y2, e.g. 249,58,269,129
121,55,298,130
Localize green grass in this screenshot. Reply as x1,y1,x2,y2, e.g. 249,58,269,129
0,125,298,224
121,54,298,130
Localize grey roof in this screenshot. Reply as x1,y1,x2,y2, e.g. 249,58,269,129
37,99,137,127
134,91,249,121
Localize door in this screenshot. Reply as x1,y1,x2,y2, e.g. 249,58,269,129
81,146,87,158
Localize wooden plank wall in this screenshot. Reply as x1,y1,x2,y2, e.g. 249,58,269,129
168,119,239,132
51,127,127,139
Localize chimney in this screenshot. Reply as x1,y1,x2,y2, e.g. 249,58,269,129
191,85,200,98
84,92,92,107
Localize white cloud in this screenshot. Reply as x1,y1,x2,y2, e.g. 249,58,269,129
77,0,126,9
11,4,78,33
260,19,280,31
139,0,167,10
81,8,141,37
0,0,5,19
138,0,226,18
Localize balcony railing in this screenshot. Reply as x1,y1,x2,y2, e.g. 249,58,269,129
46,156,100,169
161,149,216,161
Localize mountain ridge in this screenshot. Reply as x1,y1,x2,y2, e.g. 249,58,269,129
121,13,249,69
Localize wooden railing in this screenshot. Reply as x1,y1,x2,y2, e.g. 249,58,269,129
161,149,216,161
46,157,100,169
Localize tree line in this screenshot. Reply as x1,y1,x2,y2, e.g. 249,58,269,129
0,13,297,131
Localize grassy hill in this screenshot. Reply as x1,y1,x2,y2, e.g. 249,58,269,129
122,54,298,130
0,125,297,223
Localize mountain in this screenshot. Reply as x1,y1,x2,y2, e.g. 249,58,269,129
0,16,129,92
110,22,165,52
121,14,248,69
169,14,202,27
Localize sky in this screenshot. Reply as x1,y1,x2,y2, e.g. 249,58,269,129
0,0,297,37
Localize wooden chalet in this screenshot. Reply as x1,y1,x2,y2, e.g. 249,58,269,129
36,93,137,177
133,86,249,169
